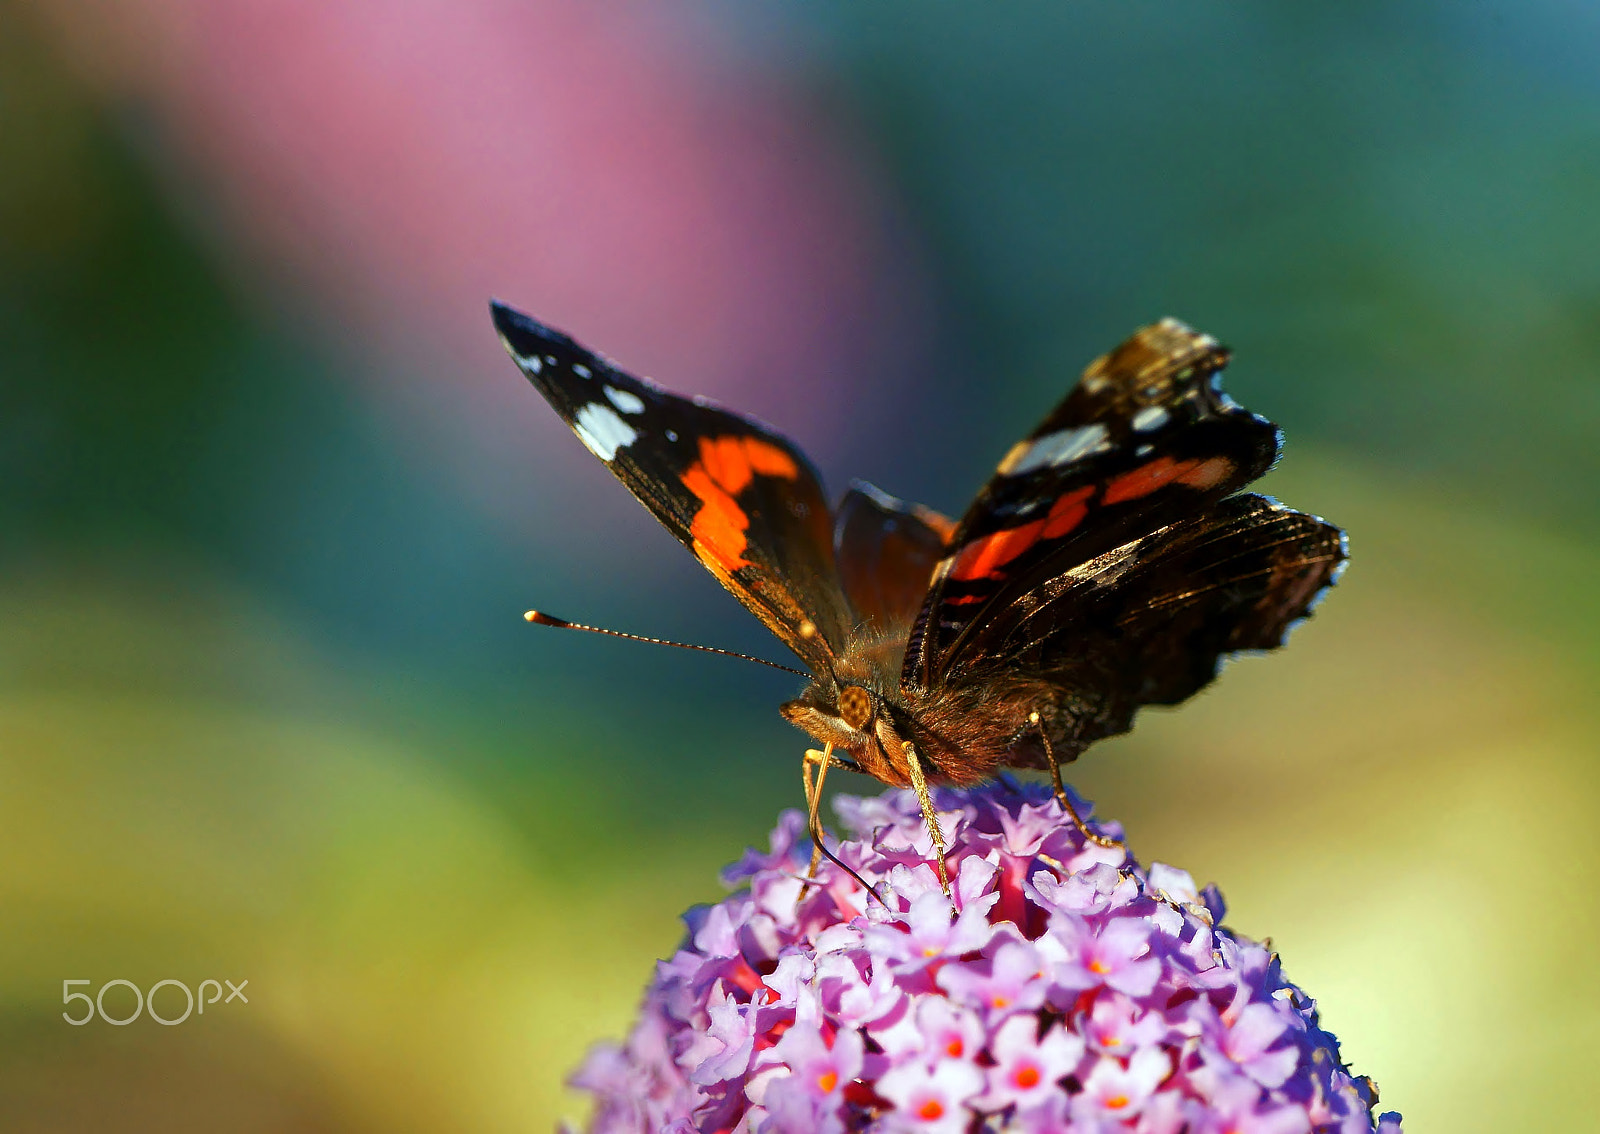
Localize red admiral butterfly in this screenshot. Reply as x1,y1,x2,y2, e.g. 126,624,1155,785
493,302,1344,892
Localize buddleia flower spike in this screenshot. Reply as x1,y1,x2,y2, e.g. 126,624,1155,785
565,779,1402,1134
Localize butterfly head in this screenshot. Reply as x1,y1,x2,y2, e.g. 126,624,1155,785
780,679,916,786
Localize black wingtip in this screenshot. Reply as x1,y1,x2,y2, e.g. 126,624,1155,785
488,299,577,355
488,297,520,331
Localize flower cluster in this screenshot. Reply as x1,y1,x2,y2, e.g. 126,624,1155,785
571,780,1402,1134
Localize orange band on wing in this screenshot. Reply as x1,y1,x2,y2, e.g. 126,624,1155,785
684,435,801,572
1103,456,1233,505
949,486,1094,582
1176,456,1233,490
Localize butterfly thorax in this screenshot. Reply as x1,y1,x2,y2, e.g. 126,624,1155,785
780,628,1073,789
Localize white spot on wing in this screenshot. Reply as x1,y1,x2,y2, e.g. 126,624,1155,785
497,335,543,374
1132,406,1169,432
604,386,646,414
998,423,1110,476
572,402,638,461
572,364,592,378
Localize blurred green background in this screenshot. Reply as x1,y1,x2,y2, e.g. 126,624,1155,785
3,2,1597,1130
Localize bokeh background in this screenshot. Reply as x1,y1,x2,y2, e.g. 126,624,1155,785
3,2,1597,1130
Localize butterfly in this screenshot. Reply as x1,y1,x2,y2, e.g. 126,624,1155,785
492,302,1345,892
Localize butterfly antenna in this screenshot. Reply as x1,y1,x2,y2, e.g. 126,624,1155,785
524,610,809,677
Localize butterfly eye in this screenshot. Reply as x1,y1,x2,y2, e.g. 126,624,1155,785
837,685,873,731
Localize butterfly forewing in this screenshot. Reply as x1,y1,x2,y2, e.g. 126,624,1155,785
493,302,850,673
904,319,1279,689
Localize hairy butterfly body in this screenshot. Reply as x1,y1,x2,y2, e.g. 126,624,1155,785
493,302,1345,888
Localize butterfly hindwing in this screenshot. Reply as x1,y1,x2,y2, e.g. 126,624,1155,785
834,481,954,636
904,319,1280,688
493,301,850,673
965,493,1345,751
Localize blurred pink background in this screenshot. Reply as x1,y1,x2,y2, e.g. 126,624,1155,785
38,0,927,538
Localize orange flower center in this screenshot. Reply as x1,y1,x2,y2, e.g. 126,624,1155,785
1088,959,1112,975
918,1099,945,1120
817,1070,838,1093
946,1040,963,1057
1105,1094,1130,1109
991,996,1011,1009
1013,1066,1041,1089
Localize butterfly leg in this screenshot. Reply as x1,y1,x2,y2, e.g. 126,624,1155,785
900,741,951,895
801,743,836,881
1032,710,1122,850
800,745,882,905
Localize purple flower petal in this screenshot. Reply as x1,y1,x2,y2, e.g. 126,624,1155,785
977,1014,1086,1111
936,939,1049,1019
875,1058,985,1134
